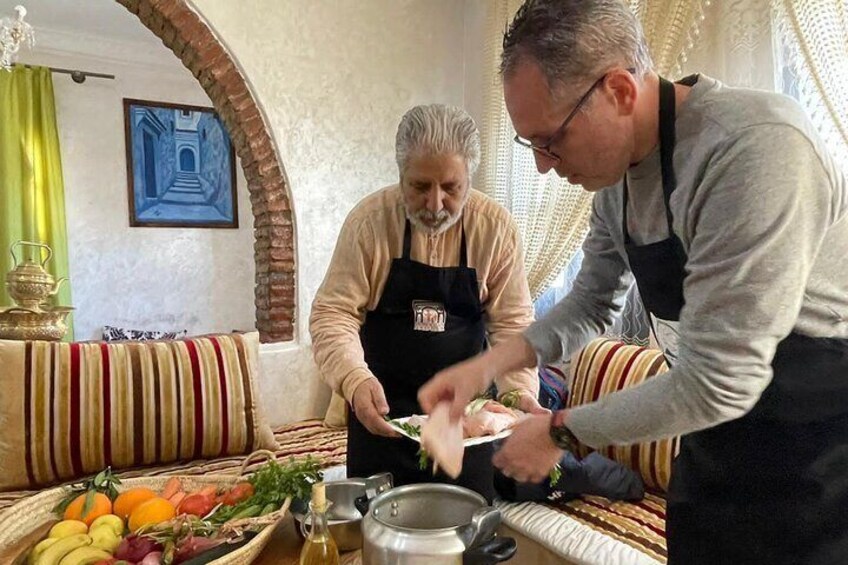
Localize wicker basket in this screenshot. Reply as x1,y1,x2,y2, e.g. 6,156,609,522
0,450,291,564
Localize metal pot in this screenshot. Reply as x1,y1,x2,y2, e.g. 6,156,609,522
295,472,393,551
361,483,517,565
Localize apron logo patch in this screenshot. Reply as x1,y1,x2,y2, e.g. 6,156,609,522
413,300,446,332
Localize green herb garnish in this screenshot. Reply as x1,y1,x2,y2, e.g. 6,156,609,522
385,416,421,438
549,463,562,485
210,456,322,524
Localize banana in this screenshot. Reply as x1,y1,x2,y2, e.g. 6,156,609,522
57,547,111,565
35,534,91,565
28,538,59,565
48,521,88,539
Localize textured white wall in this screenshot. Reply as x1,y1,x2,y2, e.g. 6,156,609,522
17,27,256,342
190,0,475,424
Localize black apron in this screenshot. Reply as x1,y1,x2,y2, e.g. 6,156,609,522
624,77,848,564
347,219,496,503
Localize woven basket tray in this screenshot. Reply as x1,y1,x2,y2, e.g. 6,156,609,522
0,450,291,565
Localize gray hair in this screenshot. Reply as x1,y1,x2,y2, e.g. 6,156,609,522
395,104,481,179
501,0,653,96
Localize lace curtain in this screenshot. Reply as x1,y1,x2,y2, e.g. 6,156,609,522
478,0,710,301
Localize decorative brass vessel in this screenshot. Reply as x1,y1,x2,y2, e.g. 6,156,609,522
6,241,67,310
0,241,73,341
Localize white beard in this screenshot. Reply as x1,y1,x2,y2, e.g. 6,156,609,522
403,191,469,236
405,208,461,235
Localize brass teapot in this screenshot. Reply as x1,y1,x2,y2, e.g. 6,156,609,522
6,241,68,311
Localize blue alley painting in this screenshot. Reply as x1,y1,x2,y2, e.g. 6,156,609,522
128,102,236,226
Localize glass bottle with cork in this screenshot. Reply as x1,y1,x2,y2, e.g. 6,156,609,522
299,481,340,565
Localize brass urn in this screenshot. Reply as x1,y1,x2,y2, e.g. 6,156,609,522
0,241,73,341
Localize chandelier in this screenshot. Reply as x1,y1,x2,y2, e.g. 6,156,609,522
1,5,35,71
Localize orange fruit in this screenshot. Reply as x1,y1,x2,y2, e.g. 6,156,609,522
128,497,176,532
64,492,113,526
113,487,158,520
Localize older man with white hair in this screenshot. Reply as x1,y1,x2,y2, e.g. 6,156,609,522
310,104,543,501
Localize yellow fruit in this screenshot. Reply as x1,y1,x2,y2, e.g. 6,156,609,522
34,533,91,565
113,487,157,521
89,526,121,553
63,493,112,527
128,497,175,532
48,520,88,539
28,538,58,565
88,514,124,536
58,546,111,565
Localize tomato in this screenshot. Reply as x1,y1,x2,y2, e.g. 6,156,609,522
220,482,254,506
178,493,216,517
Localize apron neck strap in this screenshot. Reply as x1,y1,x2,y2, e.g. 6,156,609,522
623,76,678,243
401,218,469,267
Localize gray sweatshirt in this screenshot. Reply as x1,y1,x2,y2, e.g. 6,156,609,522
525,75,848,448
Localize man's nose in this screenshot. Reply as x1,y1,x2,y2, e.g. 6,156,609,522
426,188,444,213
534,152,557,174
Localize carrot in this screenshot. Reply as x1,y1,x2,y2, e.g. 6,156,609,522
168,491,186,509
161,477,183,500
199,486,218,498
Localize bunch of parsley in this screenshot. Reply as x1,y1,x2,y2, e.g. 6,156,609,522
210,456,322,524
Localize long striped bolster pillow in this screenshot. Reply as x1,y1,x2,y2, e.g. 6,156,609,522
568,338,679,492
0,332,278,492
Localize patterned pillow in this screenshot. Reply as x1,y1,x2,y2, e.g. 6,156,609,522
102,325,188,342
567,338,679,492
0,332,278,491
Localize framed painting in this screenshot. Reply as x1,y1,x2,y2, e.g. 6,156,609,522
123,98,238,228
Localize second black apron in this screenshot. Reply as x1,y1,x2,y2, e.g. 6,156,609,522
623,76,848,564
347,218,496,502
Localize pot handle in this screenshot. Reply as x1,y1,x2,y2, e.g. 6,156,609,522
355,471,393,515
462,536,517,564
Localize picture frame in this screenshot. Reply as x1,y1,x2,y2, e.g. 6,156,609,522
123,98,238,228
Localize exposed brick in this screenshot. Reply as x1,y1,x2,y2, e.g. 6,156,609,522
269,260,295,272
159,21,177,47
118,0,140,14
146,11,165,35
269,293,294,308
266,198,289,213
269,271,295,285
258,160,280,180
150,0,180,18
170,6,200,41
270,247,294,262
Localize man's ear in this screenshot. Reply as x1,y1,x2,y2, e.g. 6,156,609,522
604,69,639,116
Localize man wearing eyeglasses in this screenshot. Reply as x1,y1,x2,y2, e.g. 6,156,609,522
419,0,848,563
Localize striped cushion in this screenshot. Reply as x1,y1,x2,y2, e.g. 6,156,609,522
0,420,345,514
0,332,278,492
568,338,678,492
546,492,668,563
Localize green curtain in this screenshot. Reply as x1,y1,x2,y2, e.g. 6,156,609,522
0,65,73,339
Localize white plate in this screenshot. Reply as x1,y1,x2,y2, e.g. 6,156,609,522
388,415,513,447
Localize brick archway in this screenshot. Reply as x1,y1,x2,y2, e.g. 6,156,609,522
117,0,295,342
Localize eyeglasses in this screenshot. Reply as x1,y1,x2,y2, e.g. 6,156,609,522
513,69,634,163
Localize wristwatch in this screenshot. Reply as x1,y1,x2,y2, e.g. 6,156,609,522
549,410,580,454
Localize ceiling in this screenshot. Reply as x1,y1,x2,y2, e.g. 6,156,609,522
0,0,161,45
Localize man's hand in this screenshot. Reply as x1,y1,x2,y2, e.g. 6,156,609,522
418,356,489,421
419,335,537,421
493,412,564,483
352,379,400,437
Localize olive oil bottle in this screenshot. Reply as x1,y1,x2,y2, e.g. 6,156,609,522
299,482,340,565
